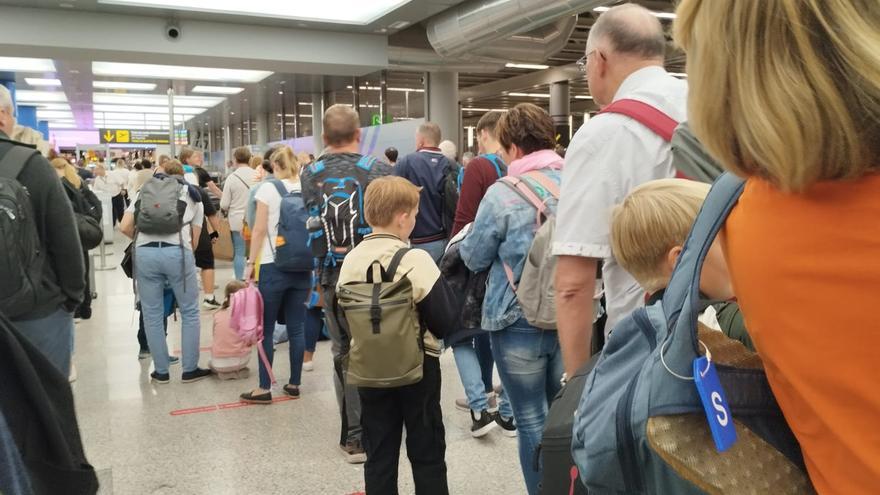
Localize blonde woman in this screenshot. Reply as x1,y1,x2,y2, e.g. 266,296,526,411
675,1,880,491
240,146,311,404
50,158,102,320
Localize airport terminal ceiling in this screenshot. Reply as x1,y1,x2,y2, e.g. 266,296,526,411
0,0,682,142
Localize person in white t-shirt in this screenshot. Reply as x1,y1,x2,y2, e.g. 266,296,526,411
240,146,311,404
220,146,257,280
119,159,212,384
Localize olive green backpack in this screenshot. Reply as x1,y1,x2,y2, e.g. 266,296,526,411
337,248,424,388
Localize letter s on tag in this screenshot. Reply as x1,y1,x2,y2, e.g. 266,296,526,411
693,356,737,452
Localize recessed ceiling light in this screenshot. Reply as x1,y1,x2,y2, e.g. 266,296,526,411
48,122,77,129
230,112,235,115
93,61,272,83
96,0,413,25
25,78,62,87
0,57,56,72
37,110,74,119
93,93,223,107
14,90,67,103
93,81,157,91
509,92,550,98
593,6,675,19
191,85,244,95
278,91,284,95
388,20,410,30
505,63,549,70
573,95,594,100
93,105,206,115
35,103,72,111
463,108,510,112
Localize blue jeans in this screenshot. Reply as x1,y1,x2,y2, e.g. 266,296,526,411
490,318,564,495
231,230,246,280
413,239,447,264
135,245,201,374
257,263,310,390
452,335,513,417
14,308,75,376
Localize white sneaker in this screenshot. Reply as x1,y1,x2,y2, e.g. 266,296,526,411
303,361,314,372
68,363,77,383
202,297,221,310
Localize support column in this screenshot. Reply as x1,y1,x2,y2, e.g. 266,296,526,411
311,92,324,157
16,105,38,130
167,88,176,158
379,70,388,125
425,71,459,149
255,113,269,149
352,77,360,113
550,81,571,148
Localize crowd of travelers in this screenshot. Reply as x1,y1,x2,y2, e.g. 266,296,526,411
0,0,877,493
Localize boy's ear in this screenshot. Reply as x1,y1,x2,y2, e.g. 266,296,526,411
665,246,684,272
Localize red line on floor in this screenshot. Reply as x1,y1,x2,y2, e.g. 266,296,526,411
170,396,294,416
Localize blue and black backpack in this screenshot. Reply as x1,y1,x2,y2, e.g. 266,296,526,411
268,179,313,272
306,155,377,266
455,153,506,193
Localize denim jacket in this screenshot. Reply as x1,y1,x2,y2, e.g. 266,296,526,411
460,167,562,331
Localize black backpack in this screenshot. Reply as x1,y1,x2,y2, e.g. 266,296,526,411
538,358,596,495
0,145,46,320
0,312,99,494
306,156,376,266
63,180,103,250
440,160,461,236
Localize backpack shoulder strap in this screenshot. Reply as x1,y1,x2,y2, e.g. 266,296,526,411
600,98,678,142
356,155,376,172
483,153,505,178
268,178,288,197
385,247,412,281
662,172,746,374
0,145,39,180
500,176,548,215
522,171,560,200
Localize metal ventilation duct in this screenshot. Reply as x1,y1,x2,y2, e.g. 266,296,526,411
427,0,607,60
387,46,506,73
469,15,577,63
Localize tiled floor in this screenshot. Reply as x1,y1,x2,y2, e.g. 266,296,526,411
73,236,524,495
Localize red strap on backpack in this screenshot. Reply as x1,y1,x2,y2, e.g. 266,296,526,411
600,99,689,179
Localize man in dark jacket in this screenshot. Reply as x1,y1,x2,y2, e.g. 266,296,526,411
0,85,85,377
392,122,451,263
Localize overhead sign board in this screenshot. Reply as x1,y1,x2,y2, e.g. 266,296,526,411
100,128,171,145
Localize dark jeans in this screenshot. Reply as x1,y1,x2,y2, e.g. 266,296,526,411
475,332,494,392
257,263,310,390
359,355,448,495
304,307,323,354
322,269,363,445
137,310,168,353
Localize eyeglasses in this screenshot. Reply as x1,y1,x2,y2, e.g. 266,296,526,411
576,55,587,73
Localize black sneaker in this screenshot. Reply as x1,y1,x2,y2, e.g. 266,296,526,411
202,298,221,310
150,371,170,384
495,414,517,437
470,409,497,438
181,368,212,383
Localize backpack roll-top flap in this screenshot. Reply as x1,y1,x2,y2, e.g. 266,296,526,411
136,176,186,235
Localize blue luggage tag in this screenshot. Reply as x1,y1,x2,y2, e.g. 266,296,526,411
693,355,737,452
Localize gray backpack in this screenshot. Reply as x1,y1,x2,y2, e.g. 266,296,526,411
500,171,560,330
337,247,424,388
134,175,186,235
571,173,811,494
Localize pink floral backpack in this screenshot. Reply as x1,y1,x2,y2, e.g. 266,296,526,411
229,283,275,384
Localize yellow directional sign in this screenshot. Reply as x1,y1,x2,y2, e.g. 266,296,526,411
99,128,172,145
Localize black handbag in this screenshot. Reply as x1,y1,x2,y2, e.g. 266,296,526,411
121,242,133,279
76,213,103,250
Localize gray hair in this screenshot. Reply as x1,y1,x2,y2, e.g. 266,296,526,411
439,139,457,163
0,85,14,114
587,3,666,60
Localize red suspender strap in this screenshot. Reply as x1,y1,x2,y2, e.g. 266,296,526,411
599,98,678,142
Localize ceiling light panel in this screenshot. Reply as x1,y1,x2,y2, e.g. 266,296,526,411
593,6,675,19
93,93,223,107
93,81,158,91
48,122,77,129
14,90,67,103
93,113,192,122
25,78,62,87
505,63,549,70
0,57,56,72
36,110,74,119
191,85,244,95
96,0,412,25
92,62,272,83
35,103,72,111
93,104,206,115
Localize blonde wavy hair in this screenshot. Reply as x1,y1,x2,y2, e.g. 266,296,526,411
270,146,300,181
50,158,82,189
674,0,880,192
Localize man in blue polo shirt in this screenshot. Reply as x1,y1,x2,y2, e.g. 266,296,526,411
393,121,452,262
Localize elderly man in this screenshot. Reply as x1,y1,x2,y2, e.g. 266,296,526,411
0,84,84,376
554,3,688,375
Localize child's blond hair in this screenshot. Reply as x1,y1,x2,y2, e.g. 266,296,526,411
220,280,247,310
364,176,422,228
611,179,711,293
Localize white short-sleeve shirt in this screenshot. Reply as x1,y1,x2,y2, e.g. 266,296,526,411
253,179,300,265
553,66,688,331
